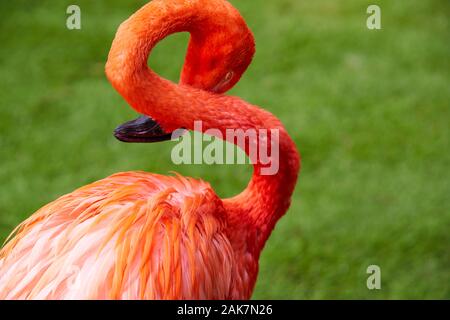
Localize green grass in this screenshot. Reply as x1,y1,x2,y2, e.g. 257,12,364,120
0,0,449,299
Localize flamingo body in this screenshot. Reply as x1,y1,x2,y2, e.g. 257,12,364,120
0,172,255,299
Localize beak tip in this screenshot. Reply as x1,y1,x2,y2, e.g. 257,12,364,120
113,128,130,143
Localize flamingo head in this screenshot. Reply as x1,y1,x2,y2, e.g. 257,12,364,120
180,26,255,94
113,8,255,144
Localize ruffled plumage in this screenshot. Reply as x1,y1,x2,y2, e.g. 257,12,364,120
0,172,237,299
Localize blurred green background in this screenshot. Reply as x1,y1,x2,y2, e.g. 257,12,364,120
0,0,449,299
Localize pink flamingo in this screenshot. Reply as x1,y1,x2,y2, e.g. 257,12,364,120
0,0,299,299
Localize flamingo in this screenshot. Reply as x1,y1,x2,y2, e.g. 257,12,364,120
0,0,299,299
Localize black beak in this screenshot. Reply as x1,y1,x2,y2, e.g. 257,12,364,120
114,115,174,143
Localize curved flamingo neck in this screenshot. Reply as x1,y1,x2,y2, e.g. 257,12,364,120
106,0,300,252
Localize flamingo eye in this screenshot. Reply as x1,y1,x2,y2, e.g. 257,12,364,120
224,71,234,82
